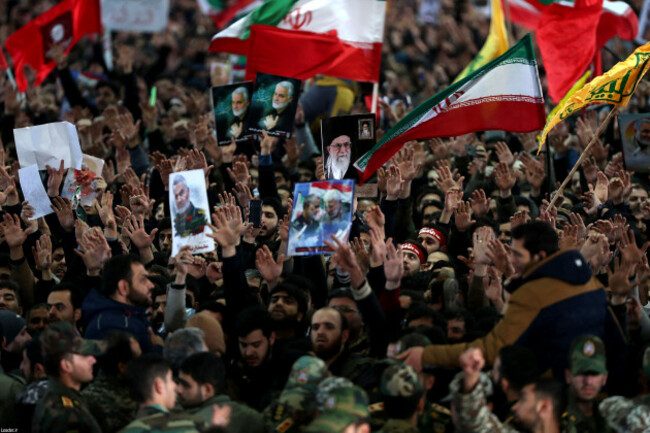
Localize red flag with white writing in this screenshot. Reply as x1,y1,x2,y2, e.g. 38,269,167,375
4,0,101,92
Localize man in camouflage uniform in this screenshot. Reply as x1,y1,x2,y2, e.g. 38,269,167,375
82,330,141,433
264,355,329,433
177,352,264,433
120,353,207,433
305,385,372,433
374,363,426,433
451,348,566,433
599,346,650,432
562,335,612,433
32,321,103,433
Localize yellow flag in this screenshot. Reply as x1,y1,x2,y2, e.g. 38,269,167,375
539,42,650,152
547,71,591,122
454,0,509,83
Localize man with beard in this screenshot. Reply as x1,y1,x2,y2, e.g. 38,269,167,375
0,282,22,314
47,284,83,325
292,195,322,246
172,175,207,238
310,307,370,382
262,81,295,132
321,189,351,239
325,135,352,180
268,284,308,341
82,255,160,352
26,304,49,336
452,348,566,433
178,352,264,432
624,117,650,171
229,306,282,411
229,86,250,139
563,335,610,433
400,240,427,277
33,322,102,433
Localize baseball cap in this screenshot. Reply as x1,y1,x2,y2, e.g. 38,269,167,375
316,377,354,411
380,364,423,398
0,310,26,346
40,322,104,357
277,356,328,412
304,386,369,433
569,335,607,376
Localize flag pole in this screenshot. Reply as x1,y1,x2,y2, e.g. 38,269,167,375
371,82,379,114
548,106,619,208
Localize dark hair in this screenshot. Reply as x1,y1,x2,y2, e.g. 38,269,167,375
262,197,285,220
498,345,539,393
405,304,437,327
270,283,308,315
327,287,356,304
444,308,475,333
99,330,139,377
50,283,84,310
96,80,120,97
383,390,423,419
511,221,559,257
157,217,172,231
313,307,349,332
0,281,21,305
126,354,171,403
235,306,274,339
101,255,142,297
179,352,226,395
23,338,43,376
532,378,567,424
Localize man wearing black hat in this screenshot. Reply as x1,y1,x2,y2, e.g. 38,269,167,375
33,322,102,433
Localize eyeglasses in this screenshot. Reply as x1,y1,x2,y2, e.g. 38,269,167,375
331,142,352,150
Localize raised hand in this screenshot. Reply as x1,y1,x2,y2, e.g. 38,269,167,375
486,239,515,277
459,348,485,393
606,256,636,299
46,160,66,197
434,163,464,195
385,165,402,200
124,214,158,250
32,233,53,273
75,228,112,275
227,159,251,186
454,201,475,232
324,235,364,288
470,189,489,217
350,237,370,276
3,213,29,250
495,141,517,166
207,209,243,252
510,210,528,229
384,240,403,287
255,244,284,284
51,197,75,232
494,162,516,194
233,182,253,211
617,229,650,266
473,226,494,265
369,227,387,267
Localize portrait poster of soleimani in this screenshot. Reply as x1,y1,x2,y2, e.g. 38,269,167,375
211,82,254,145
619,113,650,173
287,179,354,256
169,169,214,256
321,114,375,181
246,73,302,138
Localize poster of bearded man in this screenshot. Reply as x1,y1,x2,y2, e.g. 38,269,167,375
321,114,375,181
619,113,650,172
169,169,214,256
246,72,302,138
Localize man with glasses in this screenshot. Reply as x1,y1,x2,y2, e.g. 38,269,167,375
325,135,352,179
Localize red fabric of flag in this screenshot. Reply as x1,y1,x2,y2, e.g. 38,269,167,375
244,25,382,83
536,1,602,102
4,0,101,92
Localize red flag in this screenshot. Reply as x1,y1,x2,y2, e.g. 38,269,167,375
244,25,382,83
4,0,101,92
0,49,8,70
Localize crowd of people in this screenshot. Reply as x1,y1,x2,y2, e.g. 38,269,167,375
1,0,650,432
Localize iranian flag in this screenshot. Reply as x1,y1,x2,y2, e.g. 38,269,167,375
209,0,385,83
197,0,261,29
355,34,545,183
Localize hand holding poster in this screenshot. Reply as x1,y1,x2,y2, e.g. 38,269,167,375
211,82,254,145
246,73,302,138
169,169,214,256
287,179,354,256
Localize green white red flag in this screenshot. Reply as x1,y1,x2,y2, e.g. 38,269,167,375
209,0,386,83
354,34,546,183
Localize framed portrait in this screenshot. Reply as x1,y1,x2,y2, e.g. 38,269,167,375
321,114,375,181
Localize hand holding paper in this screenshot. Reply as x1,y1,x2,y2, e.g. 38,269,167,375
18,164,54,220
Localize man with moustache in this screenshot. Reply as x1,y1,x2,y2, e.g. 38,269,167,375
47,284,83,325
82,255,159,352
172,175,207,238
325,135,353,180
262,81,295,132
229,86,250,139
624,117,650,170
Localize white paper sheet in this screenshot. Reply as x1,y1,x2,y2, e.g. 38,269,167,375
18,165,54,220
14,122,83,171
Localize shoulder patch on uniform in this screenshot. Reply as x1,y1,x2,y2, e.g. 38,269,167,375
368,402,384,412
276,418,294,432
430,403,451,415
61,396,74,407
297,369,309,383
583,341,595,356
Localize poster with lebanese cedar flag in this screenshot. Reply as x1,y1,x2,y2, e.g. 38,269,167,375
287,179,354,256
4,0,101,92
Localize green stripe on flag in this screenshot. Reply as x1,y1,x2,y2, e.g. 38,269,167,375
356,34,537,171
239,0,299,40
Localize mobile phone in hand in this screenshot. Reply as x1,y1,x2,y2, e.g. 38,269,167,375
249,201,262,228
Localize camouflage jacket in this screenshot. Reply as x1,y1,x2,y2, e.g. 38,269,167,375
599,394,650,433
418,401,453,433
376,418,420,433
190,394,265,433
118,404,207,433
32,379,102,433
562,392,612,433
450,371,521,433
82,374,138,433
